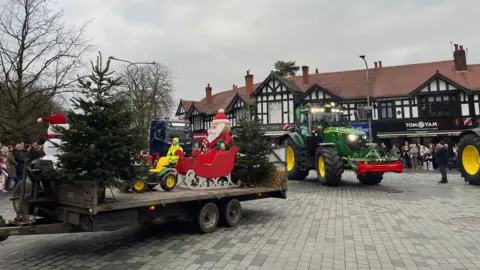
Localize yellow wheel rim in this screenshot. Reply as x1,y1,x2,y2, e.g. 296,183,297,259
318,156,325,177
166,175,176,188
134,179,145,191
286,146,295,171
462,145,480,175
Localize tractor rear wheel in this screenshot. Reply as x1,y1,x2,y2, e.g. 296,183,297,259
358,173,383,185
458,134,480,185
285,138,309,181
315,147,343,186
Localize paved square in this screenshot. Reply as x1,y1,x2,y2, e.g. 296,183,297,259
1,171,480,270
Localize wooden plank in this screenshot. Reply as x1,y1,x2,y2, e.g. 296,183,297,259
95,187,282,212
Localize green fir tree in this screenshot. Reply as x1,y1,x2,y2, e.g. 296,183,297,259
233,108,275,185
55,52,141,187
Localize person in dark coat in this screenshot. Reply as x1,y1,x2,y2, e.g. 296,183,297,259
435,141,449,183
12,144,27,187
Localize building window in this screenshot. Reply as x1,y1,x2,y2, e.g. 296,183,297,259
236,108,247,121
379,102,394,119
193,116,203,130
419,95,459,117
268,102,282,123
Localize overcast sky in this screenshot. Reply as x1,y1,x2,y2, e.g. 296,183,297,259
58,0,479,103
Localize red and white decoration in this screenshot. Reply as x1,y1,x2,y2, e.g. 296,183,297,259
464,117,473,126
38,113,69,166
283,124,291,131
201,109,232,152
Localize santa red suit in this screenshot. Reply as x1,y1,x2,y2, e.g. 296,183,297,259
201,109,233,153
38,113,69,166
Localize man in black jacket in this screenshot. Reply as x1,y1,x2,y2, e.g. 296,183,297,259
435,141,449,183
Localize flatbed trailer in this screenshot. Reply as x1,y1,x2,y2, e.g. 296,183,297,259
0,181,286,242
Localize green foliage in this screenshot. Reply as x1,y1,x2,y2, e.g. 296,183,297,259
54,52,141,187
233,108,275,184
273,60,300,77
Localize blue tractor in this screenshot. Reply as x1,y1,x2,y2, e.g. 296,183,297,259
149,117,193,159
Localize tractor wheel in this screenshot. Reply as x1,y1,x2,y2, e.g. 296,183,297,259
315,147,343,186
358,173,383,185
458,134,480,185
160,173,177,191
132,179,146,193
285,138,309,181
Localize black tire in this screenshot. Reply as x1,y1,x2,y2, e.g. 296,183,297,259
458,134,480,185
12,178,32,215
220,199,242,227
358,173,383,185
160,173,177,191
0,215,8,242
284,138,309,181
197,202,219,233
315,147,343,186
132,179,146,193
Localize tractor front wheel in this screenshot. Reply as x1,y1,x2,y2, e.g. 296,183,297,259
358,173,383,185
285,138,309,181
315,147,343,186
458,134,480,185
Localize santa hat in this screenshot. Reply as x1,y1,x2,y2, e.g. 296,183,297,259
212,109,229,124
37,113,67,125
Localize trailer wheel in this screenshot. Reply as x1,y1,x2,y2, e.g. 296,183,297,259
132,179,146,193
12,178,32,216
458,134,480,185
220,199,242,227
315,147,343,186
0,215,8,242
285,138,309,181
358,173,383,185
160,173,177,191
197,202,219,233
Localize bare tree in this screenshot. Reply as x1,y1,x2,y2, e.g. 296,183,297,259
120,63,175,142
0,0,93,142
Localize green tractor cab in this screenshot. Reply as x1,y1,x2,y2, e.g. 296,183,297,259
281,102,403,186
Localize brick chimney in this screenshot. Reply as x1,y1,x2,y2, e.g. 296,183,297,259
374,62,378,68
454,44,467,71
315,68,319,74
302,65,309,85
245,70,254,94
205,83,212,103
378,61,382,67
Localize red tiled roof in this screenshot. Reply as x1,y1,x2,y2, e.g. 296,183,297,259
187,84,259,115
180,60,480,114
287,60,480,99
180,100,194,111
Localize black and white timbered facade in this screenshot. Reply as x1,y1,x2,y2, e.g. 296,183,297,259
177,61,480,142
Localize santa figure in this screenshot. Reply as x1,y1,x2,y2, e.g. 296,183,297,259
201,109,233,153
37,113,69,166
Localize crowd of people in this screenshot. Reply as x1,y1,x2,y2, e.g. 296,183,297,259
0,142,45,192
380,140,455,183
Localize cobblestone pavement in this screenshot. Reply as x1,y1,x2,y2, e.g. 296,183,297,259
2,171,480,270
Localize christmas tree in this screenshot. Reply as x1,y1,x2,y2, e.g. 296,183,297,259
233,108,275,185
55,52,140,188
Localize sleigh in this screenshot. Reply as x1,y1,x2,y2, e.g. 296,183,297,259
175,146,241,189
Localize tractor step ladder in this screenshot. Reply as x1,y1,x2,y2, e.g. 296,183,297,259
300,147,308,170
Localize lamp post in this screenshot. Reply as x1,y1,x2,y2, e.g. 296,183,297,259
359,55,373,143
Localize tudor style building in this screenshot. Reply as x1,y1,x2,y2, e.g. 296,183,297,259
176,44,480,145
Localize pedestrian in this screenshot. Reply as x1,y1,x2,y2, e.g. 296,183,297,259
5,147,17,191
0,156,8,193
13,144,27,186
402,142,410,168
425,151,433,170
435,141,449,183
409,144,419,170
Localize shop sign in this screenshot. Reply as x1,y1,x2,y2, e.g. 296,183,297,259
404,121,438,131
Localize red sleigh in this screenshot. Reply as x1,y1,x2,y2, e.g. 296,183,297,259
175,146,239,179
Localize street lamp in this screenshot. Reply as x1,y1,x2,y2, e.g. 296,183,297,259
359,55,373,143
109,56,156,110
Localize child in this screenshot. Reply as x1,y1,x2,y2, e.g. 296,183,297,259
0,157,8,192
425,151,433,171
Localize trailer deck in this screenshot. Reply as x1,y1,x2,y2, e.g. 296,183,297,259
97,186,285,212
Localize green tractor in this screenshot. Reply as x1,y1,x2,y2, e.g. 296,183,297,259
280,102,403,185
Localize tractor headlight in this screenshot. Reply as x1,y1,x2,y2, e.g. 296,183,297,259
347,134,358,142
362,135,367,140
